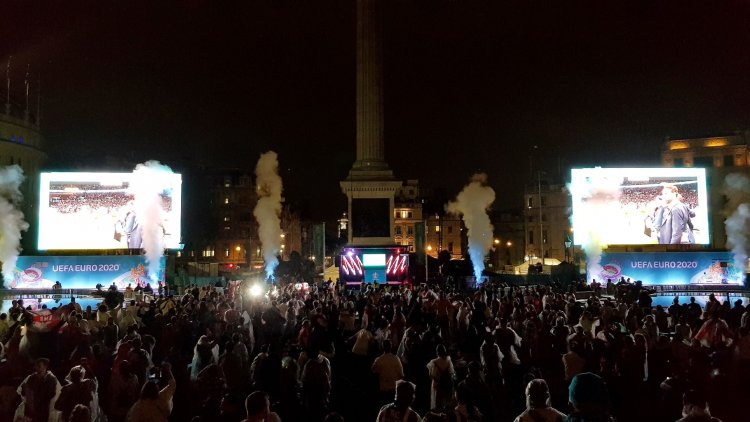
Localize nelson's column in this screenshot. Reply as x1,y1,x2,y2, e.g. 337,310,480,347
340,0,402,246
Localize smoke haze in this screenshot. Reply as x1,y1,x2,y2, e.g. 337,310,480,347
253,151,284,279
132,161,173,281
568,173,622,280
446,173,495,281
0,165,29,283
724,173,750,271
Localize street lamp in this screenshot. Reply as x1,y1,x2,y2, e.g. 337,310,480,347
506,241,512,266
426,245,433,281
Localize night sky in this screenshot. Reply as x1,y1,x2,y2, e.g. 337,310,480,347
4,1,750,222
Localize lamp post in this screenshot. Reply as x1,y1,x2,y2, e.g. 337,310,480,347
538,170,544,268
426,245,433,281
506,240,512,266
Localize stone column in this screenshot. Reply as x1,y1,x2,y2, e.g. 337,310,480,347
355,0,386,169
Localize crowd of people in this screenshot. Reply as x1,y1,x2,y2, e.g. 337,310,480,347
619,182,699,209
48,192,173,214
1,277,748,421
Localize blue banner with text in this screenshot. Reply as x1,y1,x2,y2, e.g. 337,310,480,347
588,252,743,286
9,255,165,289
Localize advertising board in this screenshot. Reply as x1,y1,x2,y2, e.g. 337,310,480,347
8,255,165,289
588,252,742,286
570,168,709,245
38,172,182,250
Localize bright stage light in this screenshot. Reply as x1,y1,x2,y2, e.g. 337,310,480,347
249,284,264,297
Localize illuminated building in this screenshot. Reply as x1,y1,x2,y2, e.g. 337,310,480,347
662,133,750,248
393,180,422,252
424,213,464,260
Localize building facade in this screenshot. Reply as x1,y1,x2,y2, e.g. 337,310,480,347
523,182,573,264
424,214,464,260
393,180,422,252
662,134,750,249
491,209,526,270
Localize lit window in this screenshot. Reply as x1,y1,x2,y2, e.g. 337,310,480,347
225,248,230,257
224,216,230,222
256,247,261,258
224,226,231,230
224,197,229,204
435,225,440,233
401,211,407,218
18,136,23,144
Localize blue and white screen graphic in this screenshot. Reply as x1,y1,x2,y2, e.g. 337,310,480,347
9,255,165,289
589,252,742,286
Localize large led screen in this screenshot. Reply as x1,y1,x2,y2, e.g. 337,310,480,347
8,255,165,289
588,252,743,286
340,247,409,284
570,168,709,246
38,172,182,250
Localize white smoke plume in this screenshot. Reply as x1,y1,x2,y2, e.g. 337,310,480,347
446,174,495,282
253,151,283,279
568,172,622,281
0,165,29,284
724,173,750,271
131,161,174,281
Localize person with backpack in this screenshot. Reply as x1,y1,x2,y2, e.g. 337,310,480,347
426,344,455,411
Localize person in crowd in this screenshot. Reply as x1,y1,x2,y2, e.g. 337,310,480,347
108,360,140,422
566,373,613,422
125,362,176,422
376,380,420,422
55,365,96,422
372,340,404,404
301,345,332,417
191,335,217,380
241,391,281,422
427,344,455,411
69,404,91,422
17,358,61,422
678,389,722,422
513,378,565,422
